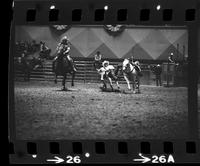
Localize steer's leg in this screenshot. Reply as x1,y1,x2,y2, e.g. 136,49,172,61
100,72,107,90
124,74,131,90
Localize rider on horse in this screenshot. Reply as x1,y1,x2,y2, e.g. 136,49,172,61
54,36,76,72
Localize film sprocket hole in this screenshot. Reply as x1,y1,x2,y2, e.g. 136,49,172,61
9,0,200,164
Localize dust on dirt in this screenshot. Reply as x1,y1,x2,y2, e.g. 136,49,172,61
14,81,189,140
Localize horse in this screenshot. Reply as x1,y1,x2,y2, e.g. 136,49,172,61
122,59,141,93
98,65,120,91
52,54,76,90
39,48,51,59
14,57,44,81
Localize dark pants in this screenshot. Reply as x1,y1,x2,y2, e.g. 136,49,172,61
155,75,162,86
94,60,102,70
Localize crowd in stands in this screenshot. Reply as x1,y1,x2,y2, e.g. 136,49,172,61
15,40,52,59
15,40,40,57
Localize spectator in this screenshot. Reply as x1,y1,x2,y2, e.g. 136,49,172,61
168,52,175,63
153,64,162,86
39,41,51,59
94,51,102,70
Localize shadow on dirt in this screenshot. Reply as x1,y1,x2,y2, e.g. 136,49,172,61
99,87,121,93
99,87,142,94
54,88,79,92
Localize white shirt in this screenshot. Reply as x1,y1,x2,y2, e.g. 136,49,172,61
104,65,115,71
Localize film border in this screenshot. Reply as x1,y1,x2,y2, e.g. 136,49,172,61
9,0,200,164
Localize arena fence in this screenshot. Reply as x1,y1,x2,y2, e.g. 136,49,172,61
14,59,187,86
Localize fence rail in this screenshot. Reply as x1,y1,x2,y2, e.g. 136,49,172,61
14,59,187,86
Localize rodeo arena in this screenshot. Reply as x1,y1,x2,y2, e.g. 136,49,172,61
13,25,190,140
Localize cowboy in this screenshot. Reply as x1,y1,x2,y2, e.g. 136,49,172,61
98,61,114,80
20,52,28,68
102,60,115,73
95,51,102,61
94,51,102,70
54,36,76,72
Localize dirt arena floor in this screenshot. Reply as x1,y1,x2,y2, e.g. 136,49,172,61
14,81,189,140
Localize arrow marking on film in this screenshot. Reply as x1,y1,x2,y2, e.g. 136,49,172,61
46,156,64,164
133,153,151,163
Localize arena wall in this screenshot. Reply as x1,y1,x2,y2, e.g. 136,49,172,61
15,25,188,61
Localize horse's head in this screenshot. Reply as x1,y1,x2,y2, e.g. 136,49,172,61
122,59,132,73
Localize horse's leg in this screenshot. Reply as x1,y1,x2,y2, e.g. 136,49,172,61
108,77,114,91
71,71,75,86
62,74,67,90
136,75,141,93
111,71,120,90
132,74,136,93
124,74,131,90
116,81,120,89
54,74,57,84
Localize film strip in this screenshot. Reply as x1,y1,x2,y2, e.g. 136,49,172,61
9,0,200,164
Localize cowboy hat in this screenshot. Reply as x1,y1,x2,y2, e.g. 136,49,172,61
135,61,140,65
102,60,109,67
